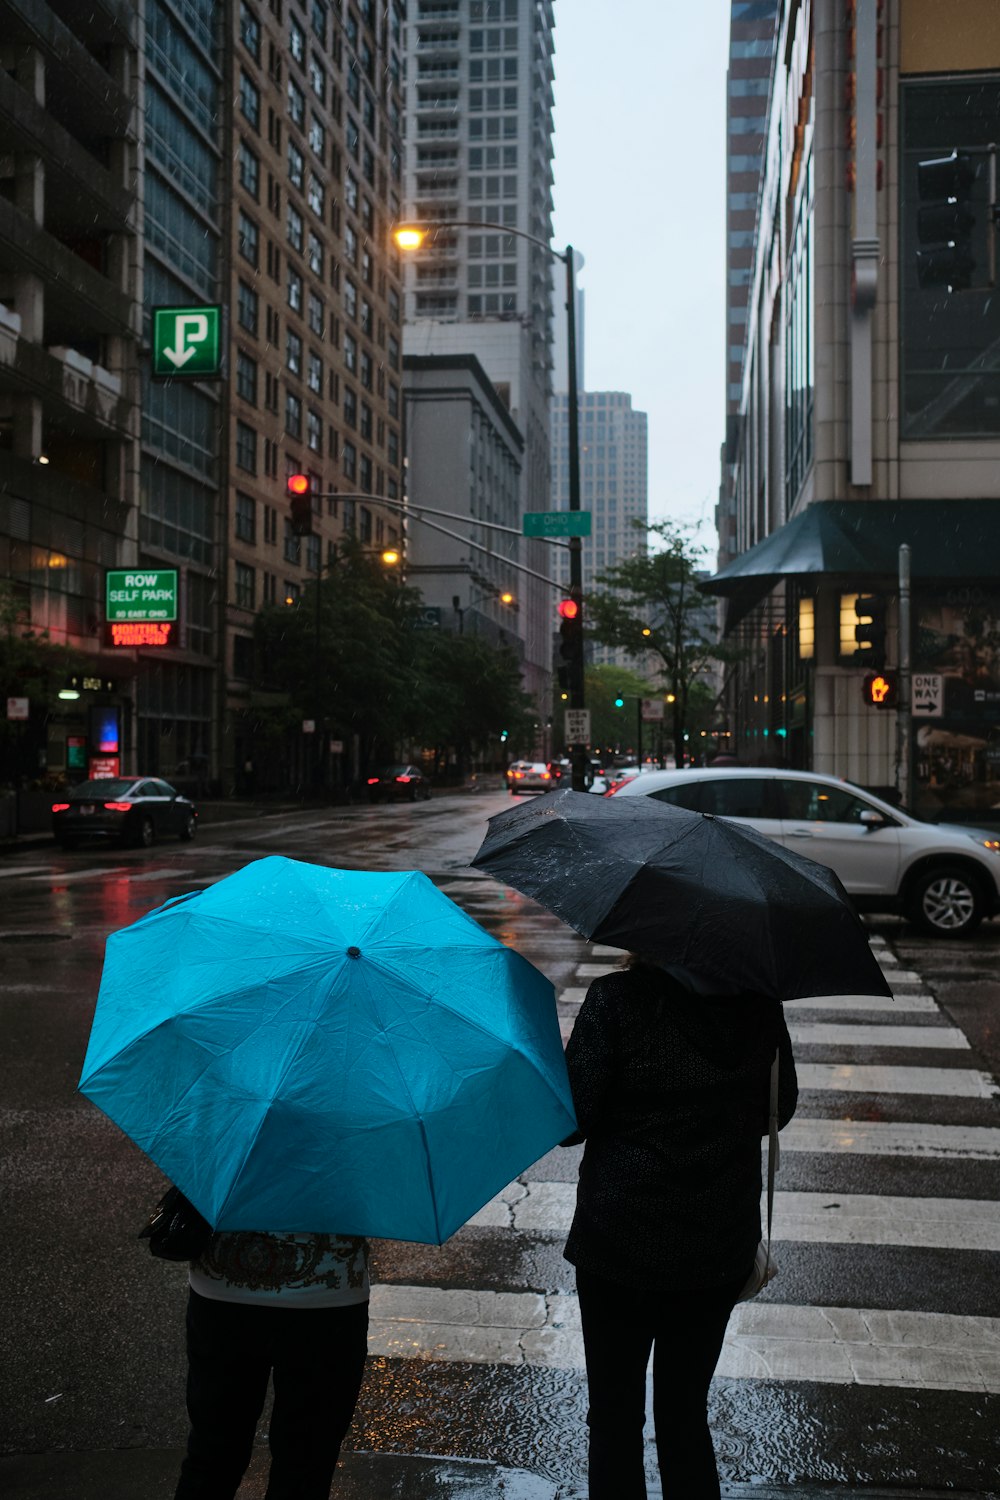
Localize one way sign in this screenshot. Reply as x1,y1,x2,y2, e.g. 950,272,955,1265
912,673,943,717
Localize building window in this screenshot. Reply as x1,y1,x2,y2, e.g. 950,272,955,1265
308,351,323,393
387,334,399,371
387,428,398,466
236,350,258,405
344,331,357,372
240,1,261,59
238,211,259,267
306,533,321,572
307,231,324,276
343,386,357,428
235,561,255,610
344,279,357,320
345,171,359,211
287,265,302,311
235,491,256,543
360,299,373,337
798,597,815,661
343,441,357,481
307,291,324,335
309,112,325,161
307,407,323,452
286,327,302,374
287,202,304,252
359,350,372,391
288,140,304,188
283,579,301,604
289,15,305,61
307,172,325,216
286,391,302,438
284,518,301,565
387,381,398,418
359,454,372,493
235,420,257,473
264,504,277,545
309,54,326,103
901,77,1000,438
238,139,260,198
239,70,260,131
237,279,259,335
359,401,372,441
288,77,305,127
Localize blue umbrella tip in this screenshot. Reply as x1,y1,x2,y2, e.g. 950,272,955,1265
347,945,361,958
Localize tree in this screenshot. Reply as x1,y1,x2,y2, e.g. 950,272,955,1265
585,520,721,766
409,628,535,777
581,663,656,760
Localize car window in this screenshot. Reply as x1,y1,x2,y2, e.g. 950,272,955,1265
136,781,161,797
647,782,706,812
698,777,776,818
70,779,133,799
153,779,177,796
779,779,884,824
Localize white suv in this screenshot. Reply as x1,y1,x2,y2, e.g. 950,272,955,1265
608,766,1000,937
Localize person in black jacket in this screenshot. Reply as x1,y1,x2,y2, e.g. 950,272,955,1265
563,957,797,1500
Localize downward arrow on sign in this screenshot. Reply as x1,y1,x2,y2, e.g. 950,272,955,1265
164,313,209,368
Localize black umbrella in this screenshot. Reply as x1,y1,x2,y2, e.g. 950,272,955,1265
472,789,892,1003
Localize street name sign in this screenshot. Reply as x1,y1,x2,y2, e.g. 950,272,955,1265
523,510,592,538
565,708,591,745
106,569,178,622
152,305,222,379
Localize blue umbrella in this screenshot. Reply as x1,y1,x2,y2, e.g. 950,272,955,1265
79,856,575,1244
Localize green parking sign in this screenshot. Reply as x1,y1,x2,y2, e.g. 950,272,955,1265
106,569,178,622
152,305,222,379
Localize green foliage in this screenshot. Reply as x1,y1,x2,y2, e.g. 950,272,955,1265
410,628,535,771
585,519,722,756
581,663,655,756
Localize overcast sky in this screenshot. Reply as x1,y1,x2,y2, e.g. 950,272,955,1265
550,1,731,556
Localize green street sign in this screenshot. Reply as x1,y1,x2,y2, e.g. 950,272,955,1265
523,510,592,538
106,569,178,622
152,304,222,379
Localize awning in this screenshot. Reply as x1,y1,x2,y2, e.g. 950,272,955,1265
701,499,1000,629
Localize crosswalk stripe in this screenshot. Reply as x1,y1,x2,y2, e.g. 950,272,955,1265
796,1062,997,1097
367,1287,1000,1393
779,1117,1000,1158
468,1183,1000,1251
786,992,939,1012
786,1022,969,1049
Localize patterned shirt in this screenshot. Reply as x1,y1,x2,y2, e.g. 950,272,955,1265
190,1231,370,1308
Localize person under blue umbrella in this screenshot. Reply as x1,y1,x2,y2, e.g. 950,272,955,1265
173,1227,370,1500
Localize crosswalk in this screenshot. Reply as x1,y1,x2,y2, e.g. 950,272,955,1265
366,931,1000,1482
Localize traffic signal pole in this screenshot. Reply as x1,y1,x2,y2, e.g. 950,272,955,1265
565,245,587,793
898,543,912,811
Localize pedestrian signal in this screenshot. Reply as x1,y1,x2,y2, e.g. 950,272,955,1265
863,671,898,709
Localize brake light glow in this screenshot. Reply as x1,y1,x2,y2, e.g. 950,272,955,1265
103,802,132,812
513,771,524,779
541,772,551,779
51,803,70,813
395,775,412,783
366,777,380,785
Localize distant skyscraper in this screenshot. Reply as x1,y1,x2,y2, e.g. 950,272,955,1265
550,392,648,668
401,0,556,708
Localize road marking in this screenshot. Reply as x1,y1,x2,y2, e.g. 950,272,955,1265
0,866,52,880
368,1288,1000,1393
782,1118,1000,1158
785,993,939,1012
797,1063,997,1098
470,1183,1000,1251
24,867,131,883
787,1023,969,1050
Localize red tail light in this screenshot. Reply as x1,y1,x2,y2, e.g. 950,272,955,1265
366,777,380,785
103,801,132,812
604,781,627,796
51,803,70,813
395,774,411,783
541,772,551,780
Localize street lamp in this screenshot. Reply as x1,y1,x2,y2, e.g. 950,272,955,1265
394,220,587,792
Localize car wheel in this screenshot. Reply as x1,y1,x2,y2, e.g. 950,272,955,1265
907,865,984,937
179,813,196,842
136,816,155,849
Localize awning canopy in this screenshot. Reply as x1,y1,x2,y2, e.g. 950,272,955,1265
701,499,1000,629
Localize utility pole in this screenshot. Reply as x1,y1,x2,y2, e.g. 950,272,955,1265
898,543,912,809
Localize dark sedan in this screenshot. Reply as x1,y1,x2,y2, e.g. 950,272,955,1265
365,764,433,803
52,778,198,849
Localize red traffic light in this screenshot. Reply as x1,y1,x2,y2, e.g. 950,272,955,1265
287,472,310,497
557,598,579,620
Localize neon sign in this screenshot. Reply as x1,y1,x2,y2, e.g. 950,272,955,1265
108,621,175,647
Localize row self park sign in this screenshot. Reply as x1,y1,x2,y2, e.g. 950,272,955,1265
106,569,178,622
522,510,592,538
152,305,222,379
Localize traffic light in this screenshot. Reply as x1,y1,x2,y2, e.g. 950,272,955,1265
287,472,314,536
863,671,898,709
614,695,625,709
557,596,583,698
854,593,887,668
915,150,978,291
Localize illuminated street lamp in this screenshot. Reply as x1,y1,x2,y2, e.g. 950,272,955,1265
395,219,587,791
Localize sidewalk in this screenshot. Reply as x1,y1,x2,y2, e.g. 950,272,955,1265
1,1446,991,1499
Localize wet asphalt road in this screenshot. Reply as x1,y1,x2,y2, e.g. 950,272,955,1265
1,790,999,1497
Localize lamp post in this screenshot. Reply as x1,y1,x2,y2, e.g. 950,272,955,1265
394,221,587,791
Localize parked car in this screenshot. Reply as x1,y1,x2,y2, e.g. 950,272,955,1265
546,758,571,786
52,778,197,849
508,761,555,795
366,764,432,803
608,765,1000,937
504,759,533,788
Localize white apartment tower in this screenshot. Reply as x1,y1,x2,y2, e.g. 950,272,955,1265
401,0,557,708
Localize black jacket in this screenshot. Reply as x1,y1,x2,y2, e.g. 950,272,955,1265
563,964,797,1293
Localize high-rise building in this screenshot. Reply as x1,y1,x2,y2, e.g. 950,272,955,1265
550,391,648,668
717,0,778,574
400,0,556,710
0,0,141,786
224,0,406,790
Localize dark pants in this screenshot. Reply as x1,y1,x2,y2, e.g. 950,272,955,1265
575,1267,745,1500
174,1289,369,1500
